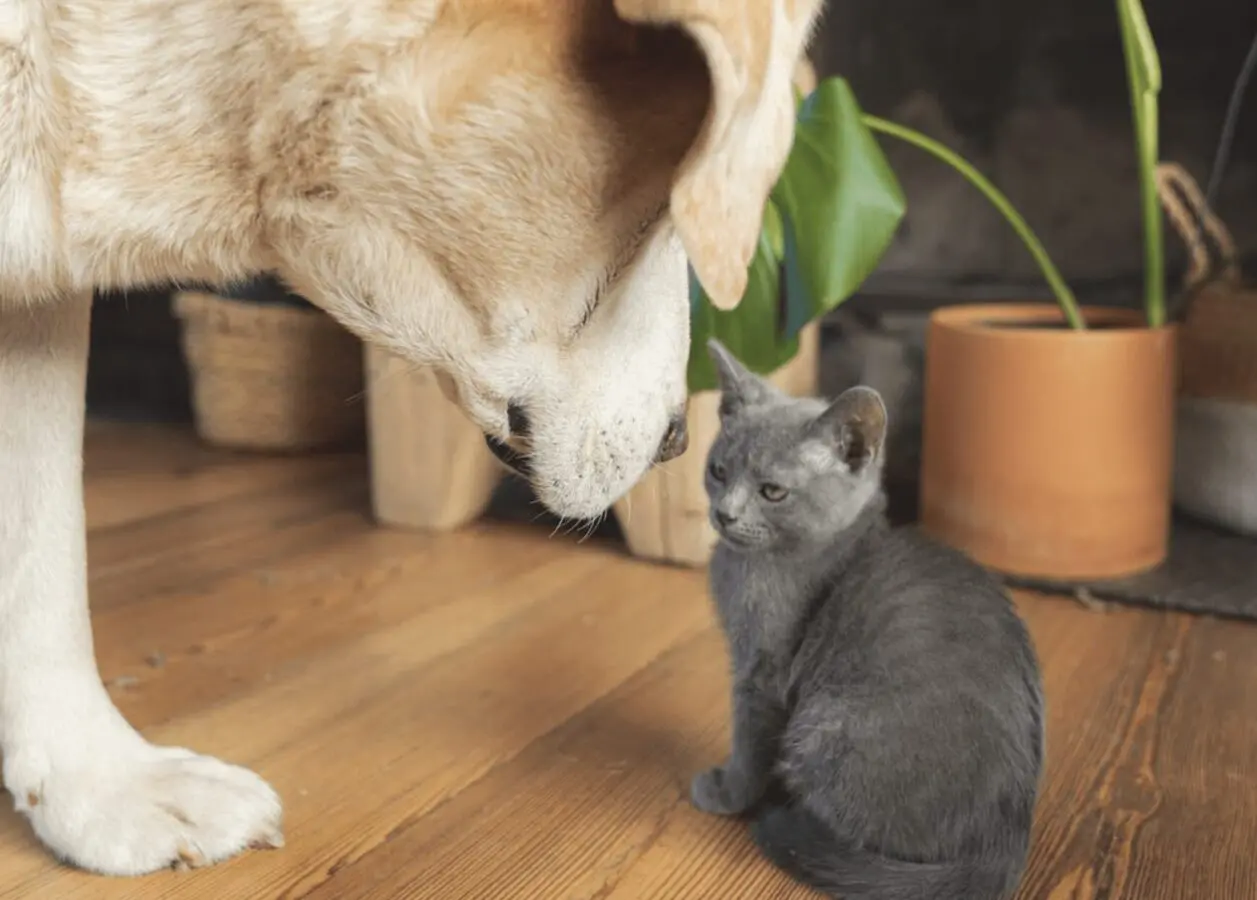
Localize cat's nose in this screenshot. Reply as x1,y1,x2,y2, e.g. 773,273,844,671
714,509,737,528
655,411,689,463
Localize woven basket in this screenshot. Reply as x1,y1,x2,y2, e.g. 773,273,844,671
173,291,365,451
1157,163,1257,535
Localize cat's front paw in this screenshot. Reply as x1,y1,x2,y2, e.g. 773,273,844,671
689,766,759,817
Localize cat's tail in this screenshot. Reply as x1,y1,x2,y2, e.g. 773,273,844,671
751,804,1023,900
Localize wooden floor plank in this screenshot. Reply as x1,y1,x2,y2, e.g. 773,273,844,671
94,524,563,730
294,630,777,900
0,423,1252,900
83,420,366,532
1101,615,1257,898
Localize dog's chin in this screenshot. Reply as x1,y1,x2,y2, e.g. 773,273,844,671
531,467,639,522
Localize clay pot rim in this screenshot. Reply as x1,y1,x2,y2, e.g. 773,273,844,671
931,303,1177,340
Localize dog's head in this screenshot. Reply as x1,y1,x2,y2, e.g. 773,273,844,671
257,0,822,519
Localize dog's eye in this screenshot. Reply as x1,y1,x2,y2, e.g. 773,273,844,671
760,482,788,502
708,461,727,482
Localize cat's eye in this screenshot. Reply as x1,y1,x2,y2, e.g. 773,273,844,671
708,461,727,482
760,482,788,502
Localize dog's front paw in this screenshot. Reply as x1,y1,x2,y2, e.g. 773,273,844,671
8,741,283,875
689,765,759,817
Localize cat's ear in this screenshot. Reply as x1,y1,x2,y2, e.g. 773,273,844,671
809,386,888,473
707,339,774,417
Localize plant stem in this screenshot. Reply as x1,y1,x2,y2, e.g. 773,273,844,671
1135,97,1165,327
862,115,1086,330
1117,0,1165,327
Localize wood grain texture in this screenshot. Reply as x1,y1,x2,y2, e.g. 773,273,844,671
0,422,1252,899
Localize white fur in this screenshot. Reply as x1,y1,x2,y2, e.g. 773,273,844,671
0,295,282,873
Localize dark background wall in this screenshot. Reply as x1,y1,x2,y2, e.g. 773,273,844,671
89,288,193,422
811,0,1257,308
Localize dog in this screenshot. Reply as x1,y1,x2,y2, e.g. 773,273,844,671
0,0,822,876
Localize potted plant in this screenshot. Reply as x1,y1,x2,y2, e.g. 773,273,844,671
911,0,1176,579
622,0,1179,578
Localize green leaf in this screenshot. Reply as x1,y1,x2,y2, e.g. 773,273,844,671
687,209,798,392
772,77,906,337
684,76,908,392
762,197,785,260
1118,0,1161,95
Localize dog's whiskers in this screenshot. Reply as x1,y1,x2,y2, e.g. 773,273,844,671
576,510,607,543
346,357,430,406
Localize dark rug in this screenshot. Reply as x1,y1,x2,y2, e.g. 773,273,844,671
886,480,1257,623
1003,515,1257,622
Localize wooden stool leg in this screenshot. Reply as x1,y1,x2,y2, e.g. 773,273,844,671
613,323,821,567
365,346,502,531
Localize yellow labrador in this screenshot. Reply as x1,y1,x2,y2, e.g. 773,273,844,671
0,0,821,876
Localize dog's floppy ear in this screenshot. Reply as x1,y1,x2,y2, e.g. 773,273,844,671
615,0,824,311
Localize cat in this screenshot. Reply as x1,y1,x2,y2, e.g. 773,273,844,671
690,339,1045,900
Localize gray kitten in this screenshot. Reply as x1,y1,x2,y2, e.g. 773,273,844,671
691,339,1044,900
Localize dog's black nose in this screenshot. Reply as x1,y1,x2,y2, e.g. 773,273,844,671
655,413,689,463
507,402,531,438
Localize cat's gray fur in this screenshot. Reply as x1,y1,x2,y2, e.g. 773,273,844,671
691,339,1045,900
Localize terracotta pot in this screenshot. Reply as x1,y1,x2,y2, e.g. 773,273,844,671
919,304,1177,580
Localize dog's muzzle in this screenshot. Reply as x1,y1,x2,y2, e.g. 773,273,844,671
484,403,689,479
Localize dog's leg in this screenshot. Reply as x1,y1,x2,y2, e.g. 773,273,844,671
0,293,283,875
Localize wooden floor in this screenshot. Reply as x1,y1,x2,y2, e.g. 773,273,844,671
0,422,1253,899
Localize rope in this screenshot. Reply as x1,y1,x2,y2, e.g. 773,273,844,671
1154,162,1241,294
